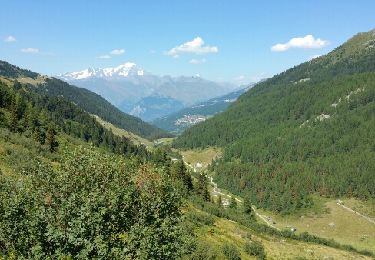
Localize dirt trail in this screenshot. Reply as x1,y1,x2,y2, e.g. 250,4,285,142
337,200,375,225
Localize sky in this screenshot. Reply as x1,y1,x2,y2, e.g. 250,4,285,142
0,0,374,84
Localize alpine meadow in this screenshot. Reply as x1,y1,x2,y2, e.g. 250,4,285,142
1,1,375,259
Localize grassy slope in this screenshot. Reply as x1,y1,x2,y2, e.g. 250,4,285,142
180,148,375,255
94,115,153,147
180,147,222,168
257,197,375,253
189,205,373,259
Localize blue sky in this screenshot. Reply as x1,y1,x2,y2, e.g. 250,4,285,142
0,0,374,83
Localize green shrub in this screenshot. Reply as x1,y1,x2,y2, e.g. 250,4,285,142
244,240,266,260
0,146,187,259
186,211,215,226
188,241,218,260
222,243,241,260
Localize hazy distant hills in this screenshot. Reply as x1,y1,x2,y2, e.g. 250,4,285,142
153,85,252,134
58,63,239,121
0,60,169,139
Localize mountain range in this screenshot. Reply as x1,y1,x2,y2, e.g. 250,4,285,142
153,85,253,134
0,60,168,140
58,63,240,121
1,28,375,259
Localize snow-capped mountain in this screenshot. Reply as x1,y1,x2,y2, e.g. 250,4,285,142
59,62,145,81
57,63,241,121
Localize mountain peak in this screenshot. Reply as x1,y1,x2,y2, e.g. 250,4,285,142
59,62,145,80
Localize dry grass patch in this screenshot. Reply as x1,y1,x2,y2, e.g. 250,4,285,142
194,214,372,259
180,147,222,168
94,115,153,148
257,198,375,254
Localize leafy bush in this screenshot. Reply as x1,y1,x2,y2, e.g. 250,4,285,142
0,146,187,259
244,240,266,259
222,243,241,260
188,241,218,260
186,211,215,226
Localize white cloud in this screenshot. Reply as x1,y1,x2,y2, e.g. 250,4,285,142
97,48,125,59
166,37,218,57
97,54,111,59
271,35,329,52
21,48,39,54
189,58,206,64
4,35,16,42
110,49,125,55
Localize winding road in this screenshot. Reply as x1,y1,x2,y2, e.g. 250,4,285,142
183,159,280,230
185,158,375,230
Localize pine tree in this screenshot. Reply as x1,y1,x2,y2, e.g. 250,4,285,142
171,160,193,192
243,196,253,215
8,105,18,132
196,174,210,201
46,125,58,152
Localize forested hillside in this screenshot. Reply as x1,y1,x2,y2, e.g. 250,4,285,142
0,73,195,258
174,29,375,213
0,61,170,140
0,78,149,158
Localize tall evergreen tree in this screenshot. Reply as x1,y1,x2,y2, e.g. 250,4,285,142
243,196,253,215
46,125,58,152
196,174,210,201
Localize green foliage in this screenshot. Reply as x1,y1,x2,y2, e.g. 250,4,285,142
186,211,215,226
222,243,241,260
0,147,187,259
0,60,38,79
244,240,266,260
37,77,170,140
187,241,218,260
0,79,150,160
217,195,223,207
229,196,237,209
175,29,375,213
170,159,193,192
195,174,210,201
45,125,58,152
190,193,375,258
243,196,253,215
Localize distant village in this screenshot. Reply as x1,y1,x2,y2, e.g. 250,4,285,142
175,114,208,126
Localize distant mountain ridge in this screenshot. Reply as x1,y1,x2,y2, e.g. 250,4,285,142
152,85,252,133
57,63,240,121
59,62,145,80
0,60,169,139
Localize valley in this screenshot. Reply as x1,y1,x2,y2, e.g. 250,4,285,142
153,86,250,134
180,147,375,257
58,63,240,122
1,2,375,258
